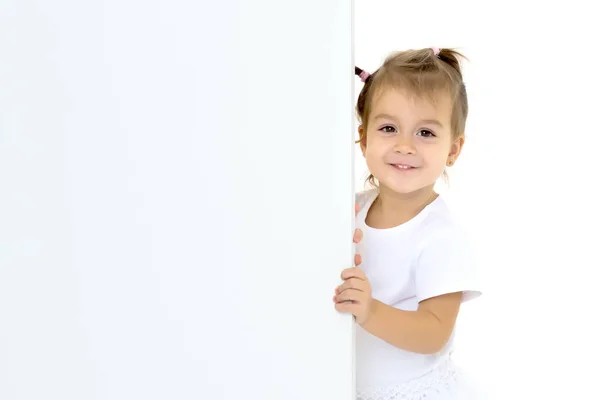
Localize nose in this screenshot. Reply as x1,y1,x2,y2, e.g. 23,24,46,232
393,134,416,155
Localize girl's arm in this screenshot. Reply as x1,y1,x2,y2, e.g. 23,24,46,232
360,291,463,354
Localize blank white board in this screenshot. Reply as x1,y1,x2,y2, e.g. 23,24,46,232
0,1,356,399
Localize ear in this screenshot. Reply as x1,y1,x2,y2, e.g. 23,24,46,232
358,125,367,157
446,135,464,167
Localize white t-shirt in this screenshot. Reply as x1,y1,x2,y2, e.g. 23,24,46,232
354,189,483,399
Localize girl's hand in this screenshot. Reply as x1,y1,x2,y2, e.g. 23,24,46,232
334,266,373,325
333,203,373,325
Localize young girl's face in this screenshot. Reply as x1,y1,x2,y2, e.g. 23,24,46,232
360,88,463,195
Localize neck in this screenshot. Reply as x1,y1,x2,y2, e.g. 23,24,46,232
371,184,438,226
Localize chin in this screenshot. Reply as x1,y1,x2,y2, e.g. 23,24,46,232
384,183,426,195
377,176,437,195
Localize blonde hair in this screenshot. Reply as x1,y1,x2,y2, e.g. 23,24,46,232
355,47,469,187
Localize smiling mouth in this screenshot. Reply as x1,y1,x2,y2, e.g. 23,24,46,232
390,164,416,170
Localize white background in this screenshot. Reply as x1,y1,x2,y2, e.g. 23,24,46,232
2,0,599,399
0,1,355,399
354,1,600,398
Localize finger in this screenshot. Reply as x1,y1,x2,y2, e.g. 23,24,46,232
332,295,355,304
341,266,366,280
341,266,365,280
336,278,364,294
355,202,360,216
335,301,359,314
354,253,362,266
334,288,364,303
353,228,363,243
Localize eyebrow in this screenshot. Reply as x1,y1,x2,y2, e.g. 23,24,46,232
372,113,444,128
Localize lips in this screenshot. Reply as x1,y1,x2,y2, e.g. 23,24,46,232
390,163,416,170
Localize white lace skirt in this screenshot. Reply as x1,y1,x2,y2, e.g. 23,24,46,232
356,357,484,400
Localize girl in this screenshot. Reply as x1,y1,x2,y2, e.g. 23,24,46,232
333,47,483,399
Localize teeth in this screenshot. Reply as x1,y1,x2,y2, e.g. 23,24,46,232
394,164,411,169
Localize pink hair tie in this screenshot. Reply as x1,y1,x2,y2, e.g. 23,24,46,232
359,70,370,82
431,47,441,57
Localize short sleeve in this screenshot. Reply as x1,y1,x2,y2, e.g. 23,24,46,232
414,224,483,304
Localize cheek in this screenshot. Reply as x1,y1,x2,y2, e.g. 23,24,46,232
363,140,386,164
364,149,392,177
421,146,450,168
364,135,387,154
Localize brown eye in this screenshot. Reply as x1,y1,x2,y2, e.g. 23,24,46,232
380,126,396,133
417,129,435,137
